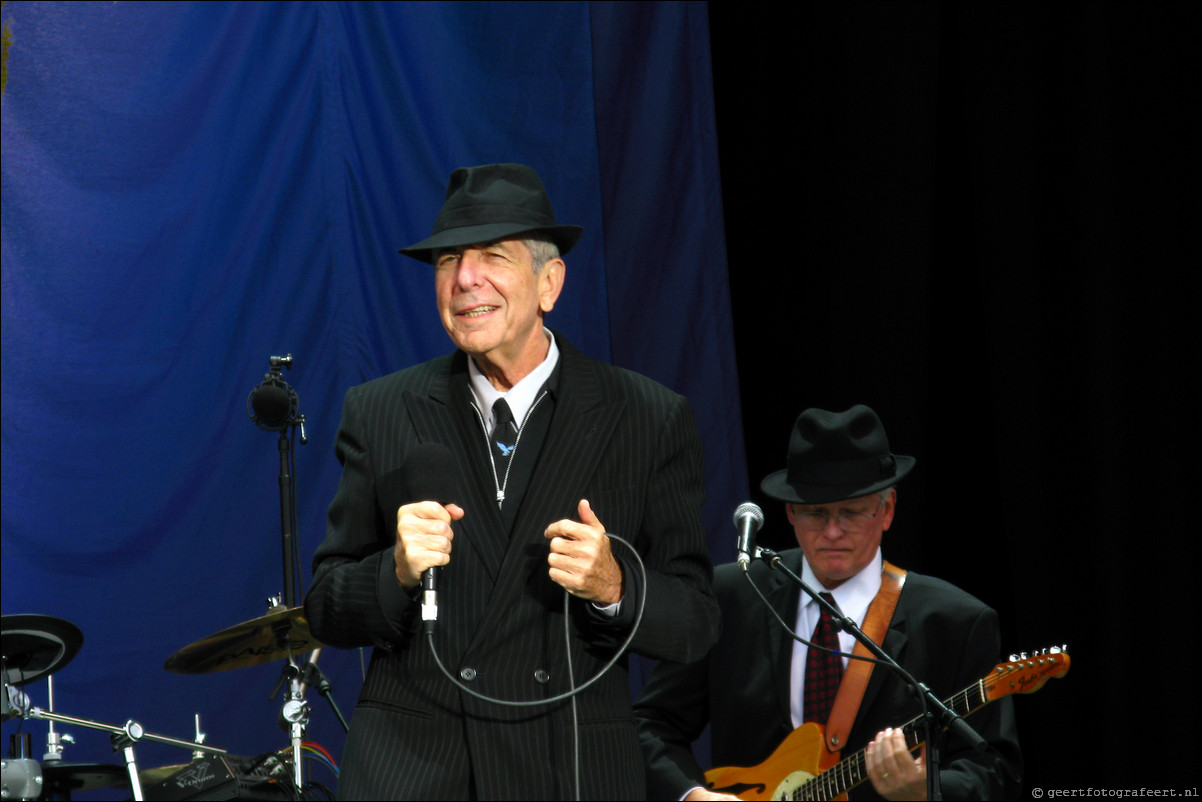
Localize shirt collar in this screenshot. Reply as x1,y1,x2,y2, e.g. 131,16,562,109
800,548,884,617
468,328,559,430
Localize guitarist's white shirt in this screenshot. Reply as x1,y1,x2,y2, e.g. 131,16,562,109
789,549,884,728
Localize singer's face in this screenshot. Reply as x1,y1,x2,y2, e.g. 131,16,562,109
787,490,896,589
434,239,564,385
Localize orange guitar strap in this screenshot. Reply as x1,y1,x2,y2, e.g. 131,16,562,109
823,561,907,753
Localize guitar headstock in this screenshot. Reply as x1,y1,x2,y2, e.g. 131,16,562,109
983,646,1071,701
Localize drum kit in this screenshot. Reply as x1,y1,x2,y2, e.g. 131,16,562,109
2,357,347,800
2,604,343,801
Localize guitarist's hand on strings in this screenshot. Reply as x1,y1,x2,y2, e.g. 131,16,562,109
683,787,738,801
866,727,927,800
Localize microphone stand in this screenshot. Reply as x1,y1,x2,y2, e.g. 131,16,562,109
249,355,310,794
276,428,300,610
755,547,986,801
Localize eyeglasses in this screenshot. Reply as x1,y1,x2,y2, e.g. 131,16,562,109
792,497,884,533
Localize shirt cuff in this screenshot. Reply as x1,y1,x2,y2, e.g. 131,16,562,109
591,599,622,617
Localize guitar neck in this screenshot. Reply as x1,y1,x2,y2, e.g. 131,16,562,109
796,678,988,801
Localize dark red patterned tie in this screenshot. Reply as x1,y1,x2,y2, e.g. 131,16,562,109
803,592,844,725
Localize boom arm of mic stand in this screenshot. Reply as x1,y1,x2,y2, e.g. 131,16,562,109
756,548,987,801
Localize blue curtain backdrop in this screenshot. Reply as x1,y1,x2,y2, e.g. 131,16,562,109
1,0,745,782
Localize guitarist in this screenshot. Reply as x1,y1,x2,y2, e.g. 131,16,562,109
635,406,1022,800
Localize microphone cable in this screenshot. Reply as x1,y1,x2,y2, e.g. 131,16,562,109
741,549,930,754
424,533,647,801
739,555,881,667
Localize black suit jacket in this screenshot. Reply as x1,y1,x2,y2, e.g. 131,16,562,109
634,549,1022,800
304,334,720,800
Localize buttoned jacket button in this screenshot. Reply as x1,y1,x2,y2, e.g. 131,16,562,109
533,668,550,684
459,667,477,681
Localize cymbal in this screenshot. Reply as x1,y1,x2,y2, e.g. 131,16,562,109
41,762,129,793
1,614,84,686
164,606,320,674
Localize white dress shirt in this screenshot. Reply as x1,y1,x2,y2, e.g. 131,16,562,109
789,548,884,728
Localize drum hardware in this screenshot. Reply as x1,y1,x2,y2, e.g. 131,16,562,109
40,761,130,794
5,356,346,799
22,701,227,800
1,615,83,690
295,649,348,734
2,616,226,802
164,594,347,794
141,749,297,800
268,645,349,795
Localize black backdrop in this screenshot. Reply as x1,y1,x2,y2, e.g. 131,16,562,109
711,1,1196,793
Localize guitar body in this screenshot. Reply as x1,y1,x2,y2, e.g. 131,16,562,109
704,723,841,801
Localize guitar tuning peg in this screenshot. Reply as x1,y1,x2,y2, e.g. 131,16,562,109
1008,653,1018,662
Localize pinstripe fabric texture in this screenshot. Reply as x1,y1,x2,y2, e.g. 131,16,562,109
304,333,720,800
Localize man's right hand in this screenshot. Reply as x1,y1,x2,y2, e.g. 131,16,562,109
394,501,464,589
684,788,740,801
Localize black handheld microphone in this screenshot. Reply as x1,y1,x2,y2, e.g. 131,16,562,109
407,443,459,633
733,501,764,569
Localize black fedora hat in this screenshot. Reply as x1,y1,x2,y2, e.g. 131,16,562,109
760,405,915,505
399,163,584,264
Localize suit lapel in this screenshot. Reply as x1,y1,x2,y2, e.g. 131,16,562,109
765,551,804,720
510,345,619,546
474,341,624,628
405,352,506,584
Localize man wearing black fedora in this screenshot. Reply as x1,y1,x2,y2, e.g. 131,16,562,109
305,163,719,799
635,405,1022,800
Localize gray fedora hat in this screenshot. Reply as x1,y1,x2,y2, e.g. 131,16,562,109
399,163,583,264
760,405,915,505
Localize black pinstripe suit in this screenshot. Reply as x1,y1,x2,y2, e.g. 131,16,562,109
304,333,720,800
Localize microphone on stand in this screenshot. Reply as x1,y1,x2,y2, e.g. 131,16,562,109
248,355,305,441
407,443,459,634
734,501,764,569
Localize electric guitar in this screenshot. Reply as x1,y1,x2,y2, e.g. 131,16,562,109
704,648,1070,801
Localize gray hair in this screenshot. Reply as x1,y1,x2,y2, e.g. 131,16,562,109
522,234,560,274
434,235,560,274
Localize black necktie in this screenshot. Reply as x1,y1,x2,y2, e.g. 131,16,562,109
803,592,844,725
490,398,517,501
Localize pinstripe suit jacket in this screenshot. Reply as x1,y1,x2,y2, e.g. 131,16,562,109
305,334,720,800
634,549,1022,800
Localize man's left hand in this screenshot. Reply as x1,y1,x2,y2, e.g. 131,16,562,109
865,727,927,800
544,499,623,604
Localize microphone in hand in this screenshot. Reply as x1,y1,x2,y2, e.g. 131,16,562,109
406,443,459,633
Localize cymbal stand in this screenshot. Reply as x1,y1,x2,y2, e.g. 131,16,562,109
42,674,70,762
298,648,349,733
272,656,310,793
